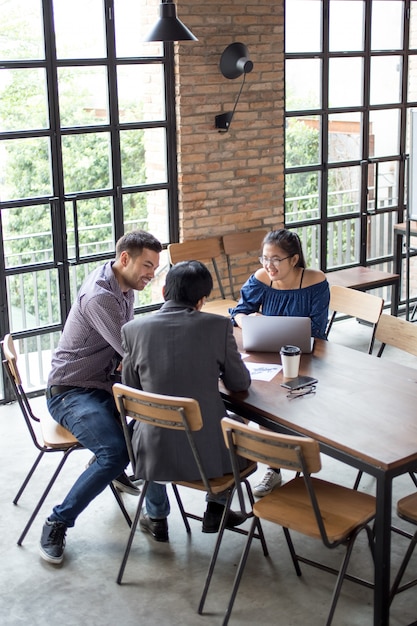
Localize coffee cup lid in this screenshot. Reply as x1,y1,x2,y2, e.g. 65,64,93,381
280,344,301,356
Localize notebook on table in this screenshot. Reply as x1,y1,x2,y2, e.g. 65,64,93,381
240,315,314,353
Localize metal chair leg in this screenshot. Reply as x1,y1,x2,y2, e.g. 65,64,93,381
13,450,44,505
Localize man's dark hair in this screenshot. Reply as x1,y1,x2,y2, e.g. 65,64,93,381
164,261,213,307
116,230,162,258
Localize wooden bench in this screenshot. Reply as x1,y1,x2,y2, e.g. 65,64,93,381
325,267,400,315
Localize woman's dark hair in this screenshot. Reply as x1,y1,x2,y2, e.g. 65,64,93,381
164,261,213,307
116,230,162,258
262,229,306,268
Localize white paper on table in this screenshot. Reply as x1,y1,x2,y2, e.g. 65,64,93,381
244,361,282,382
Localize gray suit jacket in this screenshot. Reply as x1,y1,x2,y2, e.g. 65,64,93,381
121,301,251,481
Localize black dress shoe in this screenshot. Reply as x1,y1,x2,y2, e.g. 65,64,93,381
139,511,169,542
202,502,246,533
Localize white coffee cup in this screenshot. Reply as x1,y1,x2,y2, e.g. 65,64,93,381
280,345,301,378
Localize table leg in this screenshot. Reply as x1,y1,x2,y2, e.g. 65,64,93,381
373,474,392,626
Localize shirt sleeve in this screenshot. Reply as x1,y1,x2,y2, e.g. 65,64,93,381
229,274,266,324
82,292,127,356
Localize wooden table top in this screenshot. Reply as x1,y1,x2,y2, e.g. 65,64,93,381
221,330,417,473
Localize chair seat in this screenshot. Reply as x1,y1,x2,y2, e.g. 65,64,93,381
254,477,376,542
398,492,417,524
176,462,257,494
40,413,80,449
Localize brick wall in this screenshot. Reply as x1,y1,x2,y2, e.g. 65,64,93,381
172,0,285,297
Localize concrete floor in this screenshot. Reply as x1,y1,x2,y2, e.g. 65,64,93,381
1,318,417,626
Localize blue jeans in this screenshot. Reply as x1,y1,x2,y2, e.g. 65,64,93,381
46,387,129,527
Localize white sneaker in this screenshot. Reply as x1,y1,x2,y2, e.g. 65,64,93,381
253,468,282,497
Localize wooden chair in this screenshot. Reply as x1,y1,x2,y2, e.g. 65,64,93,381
222,229,268,299
167,237,237,316
390,492,417,603
112,384,266,586
326,284,384,354
1,334,131,545
203,417,376,626
374,313,417,358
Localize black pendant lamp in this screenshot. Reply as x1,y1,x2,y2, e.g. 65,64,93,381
145,0,198,42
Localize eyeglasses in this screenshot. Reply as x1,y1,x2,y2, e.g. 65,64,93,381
286,385,316,400
259,255,292,268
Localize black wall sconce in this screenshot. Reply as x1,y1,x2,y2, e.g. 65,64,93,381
215,42,254,133
145,0,198,42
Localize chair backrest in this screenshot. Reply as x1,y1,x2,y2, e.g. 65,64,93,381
167,236,229,299
221,416,321,475
326,284,384,353
112,383,214,491
222,229,268,299
375,313,417,358
1,333,42,446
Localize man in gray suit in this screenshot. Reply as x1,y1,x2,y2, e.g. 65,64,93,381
121,260,251,541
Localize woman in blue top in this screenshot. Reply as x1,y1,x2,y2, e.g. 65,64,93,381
230,228,329,339
230,228,330,497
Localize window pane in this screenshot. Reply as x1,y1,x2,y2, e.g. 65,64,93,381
10,333,60,393
329,58,363,108
114,0,163,58
328,113,362,163
370,56,402,105
407,54,417,102
410,1,417,50
328,166,361,217
120,128,167,186
286,59,321,110
118,65,165,123
58,67,109,127
65,197,115,259
123,190,169,243
371,1,403,50
285,0,321,53
53,0,106,59
285,117,320,168
0,0,44,61
329,0,364,52
133,249,168,310
2,204,53,268
369,109,400,157
61,133,111,193
0,68,49,131
292,225,321,268
7,269,60,332
367,211,398,260
0,137,52,201
327,218,361,268
368,160,399,211
285,171,320,222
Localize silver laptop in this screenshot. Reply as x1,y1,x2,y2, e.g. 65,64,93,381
241,315,314,353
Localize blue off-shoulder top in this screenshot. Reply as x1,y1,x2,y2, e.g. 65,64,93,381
229,274,330,340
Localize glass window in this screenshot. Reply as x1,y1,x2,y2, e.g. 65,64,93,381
370,56,402,105
58,66,109,127
327,166,361,216
0,0,44,61
2,204,53,268
327,218,361,268
329,0,364,52
61,133,112,193
369,109,400,158
114,0,163,58
7,269,61,332
123,190,170,243
53,0,107,59
117,65,165,123
285,59,321,110
410,1,417,50
65,197,115,259
120,128,167,186
285,0,322,53
285,117,320,168
0,68,49,131
328,112,362,163
285,171,320,222
0,137,52,201
329,57,363,108
371,1,403,50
